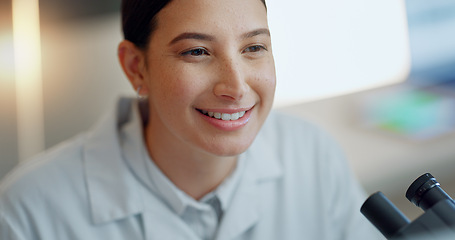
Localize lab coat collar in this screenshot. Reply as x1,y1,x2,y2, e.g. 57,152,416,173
83,98,145,225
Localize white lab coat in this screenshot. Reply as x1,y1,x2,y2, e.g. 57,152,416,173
0,97,383,240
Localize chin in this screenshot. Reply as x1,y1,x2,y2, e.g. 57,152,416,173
205,138,255,157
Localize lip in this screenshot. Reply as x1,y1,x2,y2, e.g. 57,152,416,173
197,106,253,114
196,106,254,131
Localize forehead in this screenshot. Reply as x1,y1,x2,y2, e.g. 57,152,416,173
152,0,268,40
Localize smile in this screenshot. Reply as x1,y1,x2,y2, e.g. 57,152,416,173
197,109,247,121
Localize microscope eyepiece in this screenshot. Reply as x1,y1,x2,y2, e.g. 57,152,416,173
362,173,455,239
361,192,410,238
406,173,453,211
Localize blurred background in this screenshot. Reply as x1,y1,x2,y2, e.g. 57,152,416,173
1,0,455,222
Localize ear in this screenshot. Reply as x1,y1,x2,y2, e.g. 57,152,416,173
118,40,149,95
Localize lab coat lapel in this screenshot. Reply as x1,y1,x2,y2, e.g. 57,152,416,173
83,98,144,224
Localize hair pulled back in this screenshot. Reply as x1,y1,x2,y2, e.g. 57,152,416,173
121,0,267,49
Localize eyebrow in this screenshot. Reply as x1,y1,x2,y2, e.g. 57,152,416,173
241,28,271,40
168,28,271,46
169,32,215,45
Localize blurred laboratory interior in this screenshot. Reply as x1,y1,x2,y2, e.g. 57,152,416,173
1,0,455,221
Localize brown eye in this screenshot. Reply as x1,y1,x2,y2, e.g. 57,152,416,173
181,48,209,56
243,45,266,53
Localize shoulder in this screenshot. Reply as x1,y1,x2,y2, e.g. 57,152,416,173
264,110,334,139
250,110,346,186
254,110,355,198
259,110,342,157
0,134,88,213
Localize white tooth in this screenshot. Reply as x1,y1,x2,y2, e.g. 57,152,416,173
221,113,231,121
208,112,214,117
214,112,222,119
202,110,208,115
231,112,240,120
239,111,245,118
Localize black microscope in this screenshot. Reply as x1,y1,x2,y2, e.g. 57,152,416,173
361,173,455,239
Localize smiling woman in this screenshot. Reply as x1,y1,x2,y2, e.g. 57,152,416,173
118,0,276,201
0,0,382,239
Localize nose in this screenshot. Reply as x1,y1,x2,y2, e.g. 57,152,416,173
213,56,248,101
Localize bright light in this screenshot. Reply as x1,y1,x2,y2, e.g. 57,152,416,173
0,33,15,81
12,0,45,161
267,0,411,107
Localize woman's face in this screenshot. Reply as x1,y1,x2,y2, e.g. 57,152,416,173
143,0,276,157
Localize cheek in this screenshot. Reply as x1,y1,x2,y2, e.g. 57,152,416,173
253,61,277,100
149,64,209,107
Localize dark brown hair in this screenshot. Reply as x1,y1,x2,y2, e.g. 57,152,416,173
121,0,267,49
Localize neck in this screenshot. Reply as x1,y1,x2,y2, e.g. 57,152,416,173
145,122,237,200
